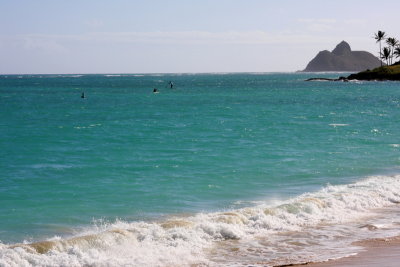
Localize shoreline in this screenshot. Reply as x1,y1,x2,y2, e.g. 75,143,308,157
305,64,400,81
289,236,400,267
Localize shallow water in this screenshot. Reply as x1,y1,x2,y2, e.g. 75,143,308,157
1,73,400,266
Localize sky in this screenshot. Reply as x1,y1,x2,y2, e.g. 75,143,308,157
1,0,400,74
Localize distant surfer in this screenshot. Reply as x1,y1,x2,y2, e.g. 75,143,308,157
81,92,85,98
153,88,159,93
168,81,174,89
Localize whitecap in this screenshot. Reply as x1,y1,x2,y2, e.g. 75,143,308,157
3,175,400,266
329,123,349,127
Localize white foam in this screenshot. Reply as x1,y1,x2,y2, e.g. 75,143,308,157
329,123,349,127
2,175,400,266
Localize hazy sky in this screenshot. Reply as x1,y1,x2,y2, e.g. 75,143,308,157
1,0,400,74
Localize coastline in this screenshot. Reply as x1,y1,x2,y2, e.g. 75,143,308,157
290,236,400,267
305,63,400,81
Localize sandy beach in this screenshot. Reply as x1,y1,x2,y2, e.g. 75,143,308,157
291,236,400,267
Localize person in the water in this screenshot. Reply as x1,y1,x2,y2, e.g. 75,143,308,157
81,92,85,98
168,81,174,89
153,88,159,93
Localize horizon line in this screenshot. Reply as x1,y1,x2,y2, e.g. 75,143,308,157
0,71,355,76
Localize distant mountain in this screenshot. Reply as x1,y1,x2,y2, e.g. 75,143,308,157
303,41,381,72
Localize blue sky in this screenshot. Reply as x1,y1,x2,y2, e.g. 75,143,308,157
1,0,399,74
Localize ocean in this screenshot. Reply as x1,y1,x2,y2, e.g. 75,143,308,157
1,73,400,266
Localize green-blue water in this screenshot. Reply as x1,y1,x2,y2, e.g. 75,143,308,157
1,73,400,265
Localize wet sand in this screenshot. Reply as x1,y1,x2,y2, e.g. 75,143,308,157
292,236,400,267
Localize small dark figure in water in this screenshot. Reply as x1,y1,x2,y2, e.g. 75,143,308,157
153,88,158,93
168,81,174,89
81,92,85,98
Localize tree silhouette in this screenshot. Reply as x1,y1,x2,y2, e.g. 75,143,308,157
374,30,386,66
381,47,391,66
386,37,399,65
394,46,400,62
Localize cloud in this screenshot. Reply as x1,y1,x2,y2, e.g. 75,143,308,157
85,19,104,28
298,18,337,24
95,31,275,45
6,30,336,47
297,18,337,32
0,34,69,55
22,35,68,53
343,19,366,26
307,23,334,32
1,30,372,74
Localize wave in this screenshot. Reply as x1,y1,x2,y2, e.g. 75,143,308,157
329,123,350,127
2,174,400,266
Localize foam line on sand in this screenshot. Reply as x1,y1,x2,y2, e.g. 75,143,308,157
290,236,400,267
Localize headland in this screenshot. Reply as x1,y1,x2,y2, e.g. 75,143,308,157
306,63,400,82
347,63,400,81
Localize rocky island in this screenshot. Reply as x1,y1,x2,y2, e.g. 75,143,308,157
306,31,400,81
303,41,381,72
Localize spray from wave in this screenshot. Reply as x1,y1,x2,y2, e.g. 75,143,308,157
2,174,400,266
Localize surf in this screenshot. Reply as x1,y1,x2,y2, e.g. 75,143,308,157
2,174,400,266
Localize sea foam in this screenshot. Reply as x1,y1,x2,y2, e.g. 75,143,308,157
2,174,400,266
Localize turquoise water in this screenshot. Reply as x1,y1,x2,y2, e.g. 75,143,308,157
1,73,400,266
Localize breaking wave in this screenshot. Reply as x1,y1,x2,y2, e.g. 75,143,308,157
2,174,400,266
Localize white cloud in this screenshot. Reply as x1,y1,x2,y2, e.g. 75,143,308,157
22,35,68,53
298,18,336,24
343,19,366,26
307,23,334,32
85,19,104,28
9,30,338,47
297,18,337,32
0,29,376,74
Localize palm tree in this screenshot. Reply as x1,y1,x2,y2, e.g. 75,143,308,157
374,30,386,66
381,47,391,66
394,46,400,63
386,37,399,65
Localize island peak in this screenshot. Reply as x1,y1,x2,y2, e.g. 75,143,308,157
332,41,351,55
303,41,381,72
